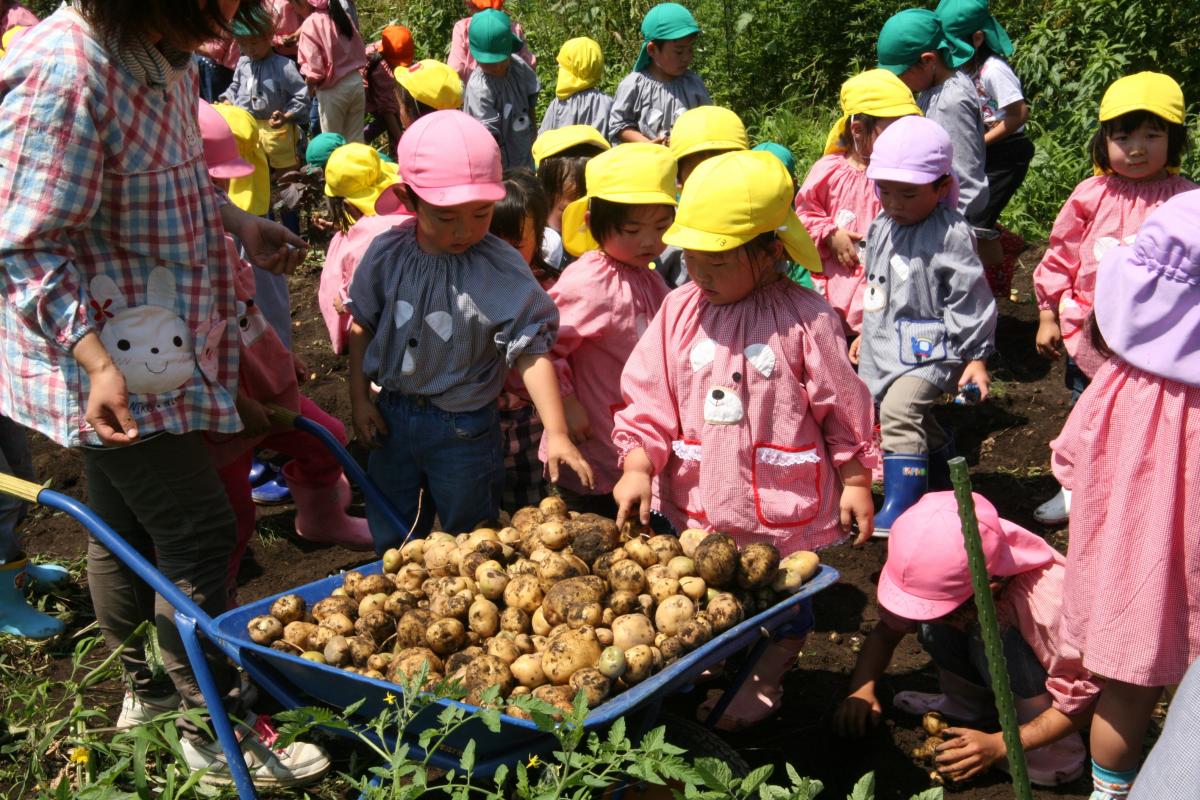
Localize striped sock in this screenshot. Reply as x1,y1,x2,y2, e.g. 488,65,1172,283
1090,761,1137,799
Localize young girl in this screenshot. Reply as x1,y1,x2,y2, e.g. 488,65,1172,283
532,124,610,266
539,37,613,139
609,2,710,144
854,115,997,535
346,111,592,550
1050,189,1200,799
448,0,535,84
394,59,465,130
1031,72,1194,525
795,68,921,336
613,150,875,728
669,104,748,185
293,0,366,142
543,143,677,515
462,8,540,170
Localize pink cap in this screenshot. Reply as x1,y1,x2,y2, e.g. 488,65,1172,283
198,100,254,179
397,110,505,206
866,115,960,210
877,491,1059,621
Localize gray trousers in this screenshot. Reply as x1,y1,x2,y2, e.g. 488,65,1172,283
0,414,33,563
879,375,948,454
83,432,245,734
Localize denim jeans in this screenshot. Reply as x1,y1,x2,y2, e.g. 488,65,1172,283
1064,356,1090,408
918,620,1049,699
0,414,33,563
366,392,503,551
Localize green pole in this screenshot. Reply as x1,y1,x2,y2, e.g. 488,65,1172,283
948,457,1034,800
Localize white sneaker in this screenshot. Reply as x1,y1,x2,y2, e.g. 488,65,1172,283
181,712,331,788
116,689,181,730
1033,487,1071,525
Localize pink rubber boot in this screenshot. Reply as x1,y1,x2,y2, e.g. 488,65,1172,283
283,463,374,551
696,635,805,731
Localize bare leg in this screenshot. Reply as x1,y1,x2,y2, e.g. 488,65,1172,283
1090,679,1162,771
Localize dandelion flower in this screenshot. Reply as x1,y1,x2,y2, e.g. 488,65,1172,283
527,755,542,768
69,747,90,765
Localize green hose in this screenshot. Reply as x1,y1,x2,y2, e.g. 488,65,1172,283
948,457,1034,800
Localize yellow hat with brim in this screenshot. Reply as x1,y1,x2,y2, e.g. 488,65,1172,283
824,69,923,155
561,142,678,257
1099,71,1185,125
212,103,270,216
323,143,402,217
663,150,821,272
395,59,464,110
532,125,610,166
669,105,748,161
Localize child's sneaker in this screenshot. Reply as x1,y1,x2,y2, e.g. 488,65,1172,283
116,689,181,730
180,712,330,788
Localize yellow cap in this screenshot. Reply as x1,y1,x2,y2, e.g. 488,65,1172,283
560,142,678,257
212,103,270,216
323,143,402,217
532,125,610,166
556,37,604,100
1099,71,1185,125
824,69,923,155
663,150,821,271
395,59,464,110
669,105,748,161
0,25,26,59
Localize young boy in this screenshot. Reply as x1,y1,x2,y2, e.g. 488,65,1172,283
461,8,540,170
852,115,996,534
608,2,710,145
539,37,613,139
877,8,989,225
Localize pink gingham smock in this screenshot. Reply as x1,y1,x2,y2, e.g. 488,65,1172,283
1033,174,1196,372
297,11,366,89
0,9,241,448
319,212,411,354
612,279,877,554
795,154,880,335
269,0,302,57
1051,358,1200,686
538,250,670,496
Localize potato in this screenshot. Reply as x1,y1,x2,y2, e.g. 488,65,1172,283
247,615,284,645
666,556,696,580
569,667,611,707
693,533,738,588
389,647,443,682
705,593,744,633
384,590,417,620
497,525,523,546
597,646,626,680
566,516,621,564
659,636,687,662
923,712,948,736
648,535,683,565
679,576,707,602
510,653,547,688
468,597,500,638
531,607,551,636
342,570,365,597
300,650,326,664
595,627,614,647
312,595,358,622
636,594,655,617
359,592,389,618
623,537,658,568
474,561,509,601
486,636,522,665
537,551,584,591
396,609,435,648
463,654,515,702
608,560,647,594
347,634,377,667
511,506,544,534
736,543,781,589
355,610,396,646
270,594,306,625
308,625,337,652
507,558,538,578
648,576,681,605
382,548,403,573
500,606,532,634
531,684,576,719
399,539,425,566
355,574,394,601
542,575,608,626
591,549,629,581
622,644,655,685
283,620,318,648
676,615,713,650
425,618,467,656
607,590,640,616
460,551,491,581
513,633,535,654
423,539,458,572
779,551,820,583
611,613,656,651
324,634,352,666
566,602,603,629
654,595,695,636
270,639,293,653
679,529,710,558
539,495,569,519
430,593,471,622
366,652,394,673
330,587,348,598
645,564,668,582
395,563,428,592
320,612,355,637
542,627,602,685
503,574,545,615
535,519,570,551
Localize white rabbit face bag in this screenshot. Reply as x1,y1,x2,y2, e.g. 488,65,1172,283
90,267,196,394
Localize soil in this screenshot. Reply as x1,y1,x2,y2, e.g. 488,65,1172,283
15,241,1098,799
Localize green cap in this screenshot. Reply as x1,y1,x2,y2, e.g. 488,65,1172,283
876,8,974,75
752,142,796,177
934,0,1013,58
305,133,347,168
468,9,523,65
230,6,272,38
635,3,701,73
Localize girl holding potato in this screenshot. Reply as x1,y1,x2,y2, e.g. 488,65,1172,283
612,150,877,728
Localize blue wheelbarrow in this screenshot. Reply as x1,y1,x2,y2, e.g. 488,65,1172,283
0,410,840,799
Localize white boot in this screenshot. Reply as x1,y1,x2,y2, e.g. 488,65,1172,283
1034,487,1071,525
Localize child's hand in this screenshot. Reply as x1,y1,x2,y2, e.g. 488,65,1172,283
545,432,594,489
269,110,286,128
935,728,1006,782
1035,310,1063,359
848,336,862,365
832,687,882,738
958,360,991,401
841,484,874,544
614,470,652,528
828,228,864,268
562,395,591,444
351,397,388,448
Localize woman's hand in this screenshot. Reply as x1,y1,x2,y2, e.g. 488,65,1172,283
935,728,1006,781
958,360,991,401
1035,310,1063,359
220,204,307,275
828,228,864,268
544,431,593,488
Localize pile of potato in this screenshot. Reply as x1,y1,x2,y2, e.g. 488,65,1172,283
245,497,821,718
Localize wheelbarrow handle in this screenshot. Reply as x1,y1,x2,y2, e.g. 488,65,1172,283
0,472,42,503
265,404,300,428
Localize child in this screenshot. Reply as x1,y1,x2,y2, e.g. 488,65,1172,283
795,69,921,336
1031,72,1194,525
195,28,241,103
1050,190,1200,799
669,104,747,185
531,124,610,265
877,9,988,225
539,37,613,139
462,9,540,170
609,2,710,144
854,115,997,535
833,492,1095,786
362,25,413,159
269,0,302,58
613,150,875,728
345,111,592,550
545,143,677,515
394,59,464,130
319,142,411,354
448,0,536,84
755,141,815,290
294,0,366,142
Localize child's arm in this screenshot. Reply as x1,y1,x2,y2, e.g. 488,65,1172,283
938,222,997,397
833,618,908,737
219,61,243,105
984,100,1028,146
795,158,861,268
296,23,328,87
1033,185,1090,359
463,80,503,142
347,321,387,447
517,352,594,488
614,446,654,528
937,706,1090,782
281,59,312,123
608,75,652,144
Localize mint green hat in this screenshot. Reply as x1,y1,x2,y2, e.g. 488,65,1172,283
634,3,701,73
877,8,974,75
468,9,523,65
935,0,1014,58
230,6,272,38
305,133,347,168
752,142,796,177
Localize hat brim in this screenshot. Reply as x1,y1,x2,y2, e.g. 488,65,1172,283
340,163,403,217
208,157,256,179
1099,102,1185,125
672,140,744,161
408,180,506,207
662,210,822,273
470,32,523,64
876,61,910,77
562,190,679,257
876,564,968,622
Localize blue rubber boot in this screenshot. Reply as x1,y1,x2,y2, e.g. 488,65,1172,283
23,561,70,591
0,557,64,639
251,471,291,505
248,457,270,487
872,453,928,538
928,437,957,491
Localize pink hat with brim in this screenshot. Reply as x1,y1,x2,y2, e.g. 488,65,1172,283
397,110,505,207
1093,189,1200,388
867,114,960,212
198,100,255,179
877,491,1059,621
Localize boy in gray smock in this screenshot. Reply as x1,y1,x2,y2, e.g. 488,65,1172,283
221,23,310,129
608,3,710,144
853,116,996,536
462,9,539,170
539,36,613,138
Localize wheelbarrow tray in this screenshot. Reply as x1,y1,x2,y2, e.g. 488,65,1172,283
214,562,838,771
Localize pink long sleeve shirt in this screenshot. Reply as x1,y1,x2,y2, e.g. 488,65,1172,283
319,212,411,354
538,250,669,495
269,0,302,57
297,11,366,89
795,154,880,335
612,279,877,554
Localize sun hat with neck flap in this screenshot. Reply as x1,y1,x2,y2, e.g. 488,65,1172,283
323,143,402,217
877,8,974,76
395,60,464,110
934,0,1014,59
669,105,748,161
532,125,610,167
398,110,505,207
556,36,604,100
211,103,270,215
634,3,701,73
824,69,922,156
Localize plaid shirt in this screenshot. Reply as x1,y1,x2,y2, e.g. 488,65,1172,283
0,9,240,447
